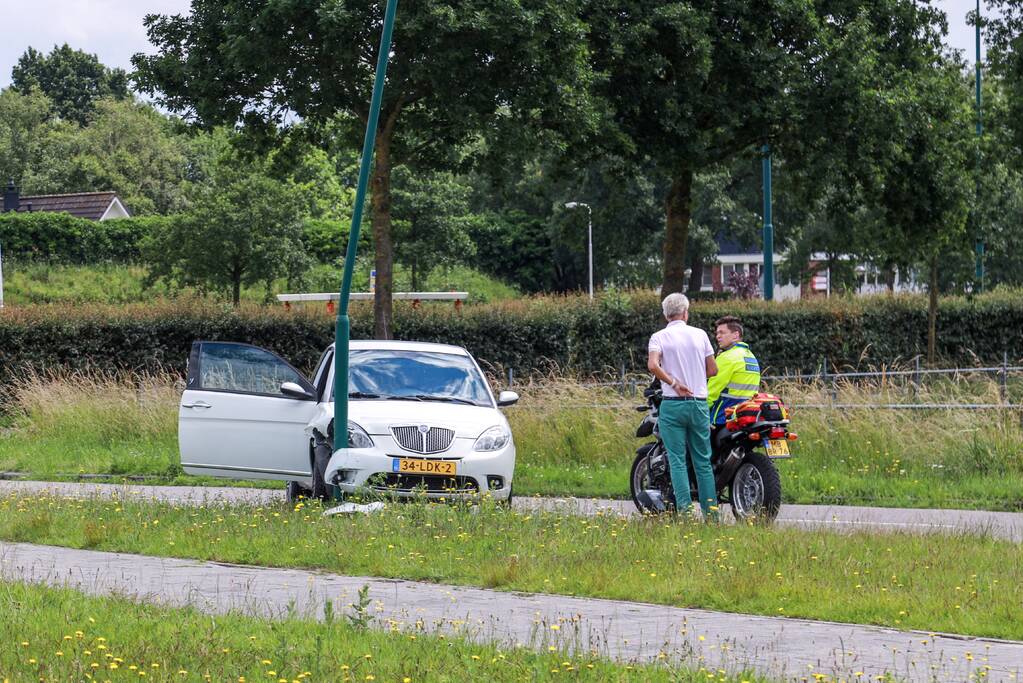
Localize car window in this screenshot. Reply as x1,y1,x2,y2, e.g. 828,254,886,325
312,348,333,399
197,343,308,397
332,350,492,406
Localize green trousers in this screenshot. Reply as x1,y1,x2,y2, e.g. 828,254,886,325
658,399,718,517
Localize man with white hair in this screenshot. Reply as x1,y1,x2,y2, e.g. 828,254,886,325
647,293,719,519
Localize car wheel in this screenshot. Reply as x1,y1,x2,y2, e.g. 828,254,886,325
310,442,332,501
285,480,309,505
498,484,514,509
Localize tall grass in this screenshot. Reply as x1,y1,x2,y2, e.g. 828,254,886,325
1,580,717,682
0,371,180,477
2,371,1021,509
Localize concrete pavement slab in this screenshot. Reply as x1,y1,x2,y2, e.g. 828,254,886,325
2,541,1020,682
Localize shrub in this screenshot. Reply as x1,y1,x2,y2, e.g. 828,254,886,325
1,291,1022,404
0,212,169,262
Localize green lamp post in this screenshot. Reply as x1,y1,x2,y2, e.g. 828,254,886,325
333,0,400,453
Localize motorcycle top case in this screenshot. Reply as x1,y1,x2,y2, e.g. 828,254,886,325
724,393,788,429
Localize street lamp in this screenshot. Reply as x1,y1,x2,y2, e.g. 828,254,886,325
564,201,593,299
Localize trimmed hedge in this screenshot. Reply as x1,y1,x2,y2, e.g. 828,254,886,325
1,292,1021,398
0,212,168,262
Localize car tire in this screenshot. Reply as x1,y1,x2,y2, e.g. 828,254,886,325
498,484,514,508
285,480,309,505
311,442,332,501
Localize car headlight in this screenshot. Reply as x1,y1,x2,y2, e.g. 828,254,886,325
347,421,374,449
473,425,511,452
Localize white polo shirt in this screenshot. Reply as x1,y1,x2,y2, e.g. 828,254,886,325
648,320,715,399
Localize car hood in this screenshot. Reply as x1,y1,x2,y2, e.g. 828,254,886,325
318,400,506,439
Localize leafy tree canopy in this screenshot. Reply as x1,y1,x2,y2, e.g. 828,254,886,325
11,45,130,125
133,0,595,337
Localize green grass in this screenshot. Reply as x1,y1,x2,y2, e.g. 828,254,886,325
0,260,519,306
0,581,744,683
2,493,1020,641
3,372,1023,510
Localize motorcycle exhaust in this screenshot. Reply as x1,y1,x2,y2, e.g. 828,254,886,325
636,488,668,513
715,448,744,489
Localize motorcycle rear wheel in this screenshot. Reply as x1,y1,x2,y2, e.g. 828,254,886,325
729,451,782,523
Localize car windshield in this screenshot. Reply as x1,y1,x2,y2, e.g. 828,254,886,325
332,350,493,407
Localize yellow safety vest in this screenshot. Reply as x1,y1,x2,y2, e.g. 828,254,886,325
707,342,761,425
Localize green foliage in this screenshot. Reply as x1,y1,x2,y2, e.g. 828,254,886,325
134,0,596,336
11,44,130,125
0,87,63,188
28,98,190,215
301,218,358,265
4,293,1023,402
392,168,480,290
142,145,311,305
0,211,163,262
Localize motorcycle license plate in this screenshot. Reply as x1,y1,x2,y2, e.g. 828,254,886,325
392,458,456,475
766,439,790,458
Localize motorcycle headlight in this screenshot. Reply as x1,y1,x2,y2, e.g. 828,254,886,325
473,425,511,452
347,421,374,449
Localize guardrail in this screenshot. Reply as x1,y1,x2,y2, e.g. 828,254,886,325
277,291,469,313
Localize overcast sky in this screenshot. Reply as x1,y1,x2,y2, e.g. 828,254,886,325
0,0,1000,91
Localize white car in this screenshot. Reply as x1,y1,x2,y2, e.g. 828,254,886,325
178,340,518,503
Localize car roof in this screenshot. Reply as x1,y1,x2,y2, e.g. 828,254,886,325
328,340,471,356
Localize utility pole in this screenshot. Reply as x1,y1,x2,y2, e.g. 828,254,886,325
333,0,400,453
762,144,774,301
975,0,985,292
564,201,594,299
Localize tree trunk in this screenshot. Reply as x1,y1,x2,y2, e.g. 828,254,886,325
371,134,394,340
927,255,938,365
686,250,703,295
883,262,897,293
662,169,693,296
232,265,242,307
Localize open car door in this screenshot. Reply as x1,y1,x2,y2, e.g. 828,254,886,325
179,342,319,481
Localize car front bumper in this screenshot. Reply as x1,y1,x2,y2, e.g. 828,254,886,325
324,438,515,501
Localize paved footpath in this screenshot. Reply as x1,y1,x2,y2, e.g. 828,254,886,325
2,541,1020,683
2,480,1022,541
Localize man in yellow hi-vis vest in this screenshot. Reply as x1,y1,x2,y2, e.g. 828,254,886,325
707,316,761,426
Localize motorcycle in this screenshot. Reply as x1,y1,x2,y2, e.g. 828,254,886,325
630,379,794,522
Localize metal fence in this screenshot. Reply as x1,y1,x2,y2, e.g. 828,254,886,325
500,355,1023,411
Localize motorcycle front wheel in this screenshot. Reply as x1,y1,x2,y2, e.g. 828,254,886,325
630,450,675,514
729,451,782,523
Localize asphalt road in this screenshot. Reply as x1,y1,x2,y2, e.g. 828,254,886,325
1,480,1021,541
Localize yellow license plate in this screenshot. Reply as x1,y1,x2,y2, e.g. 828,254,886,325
766,439,790,458
392,458,456,475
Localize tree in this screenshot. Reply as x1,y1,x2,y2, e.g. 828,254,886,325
583,0,950,296
391,169,478,291
25,98,189,214
142,140,310,305
582,0,813,295
11,45,130,125
0,88,62,188
133,0,593,337
874,63,972,363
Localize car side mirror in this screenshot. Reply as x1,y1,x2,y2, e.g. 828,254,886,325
497,390,519,407
281,381,314,400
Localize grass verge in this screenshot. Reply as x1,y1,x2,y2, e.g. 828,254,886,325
0,580,743,682
2,372,1022,510
1,493,1020,641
